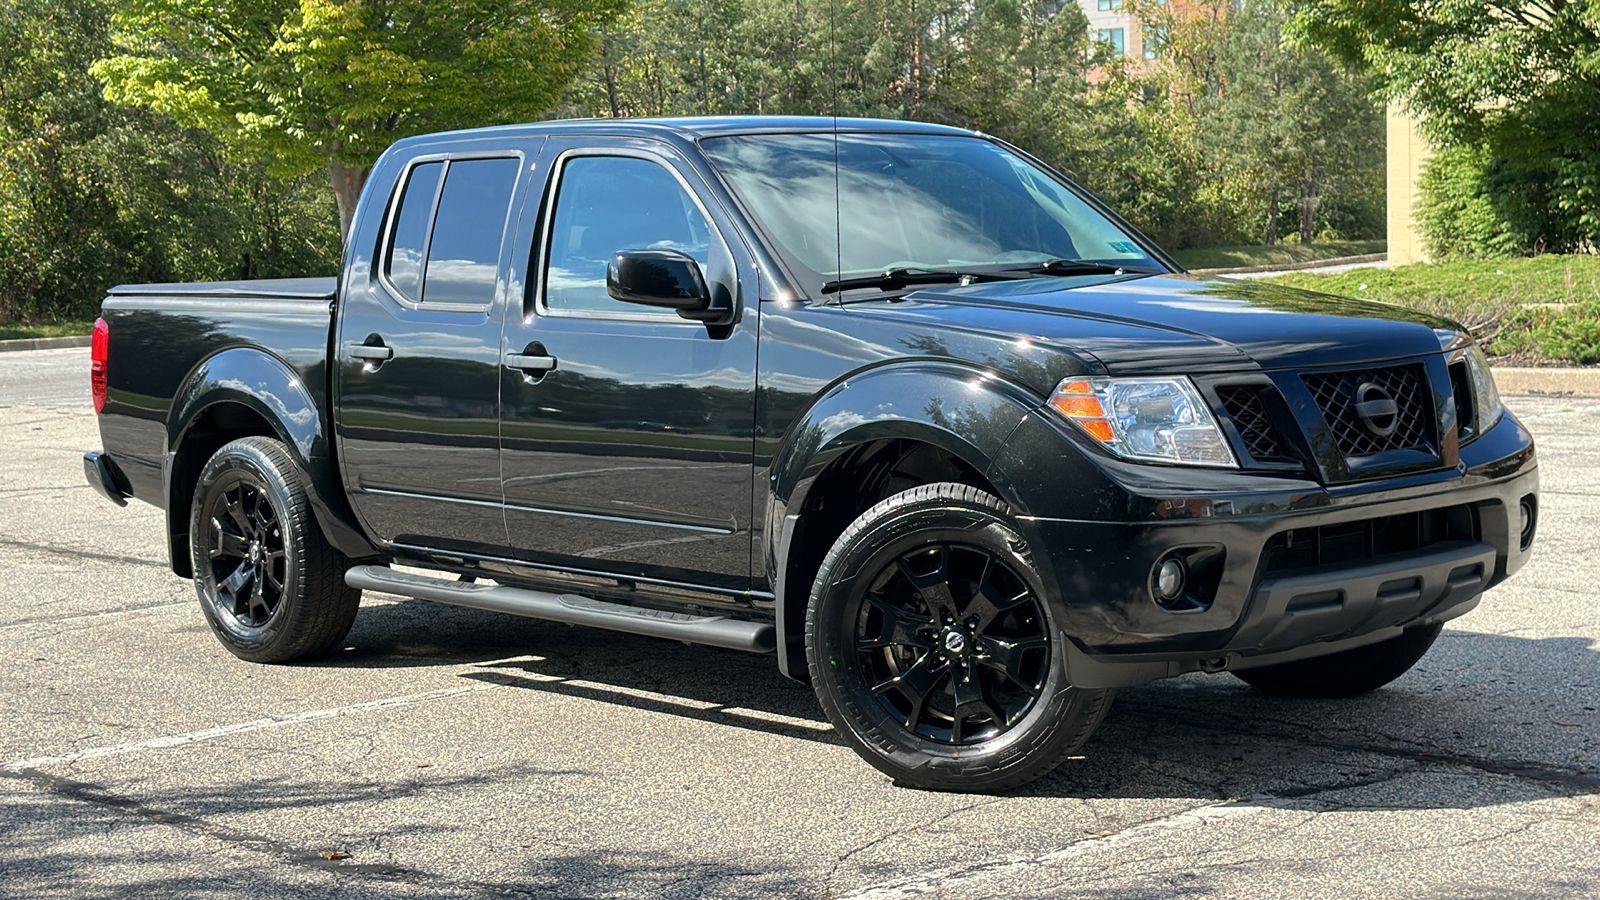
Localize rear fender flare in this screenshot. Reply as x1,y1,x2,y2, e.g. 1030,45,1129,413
165,347,374,574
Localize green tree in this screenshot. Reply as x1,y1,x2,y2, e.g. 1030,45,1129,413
1291,0,1600,253
94,0,625,239
1200,2,1383,245
0,0,337,323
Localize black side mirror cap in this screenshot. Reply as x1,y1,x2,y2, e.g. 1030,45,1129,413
606,250,731,323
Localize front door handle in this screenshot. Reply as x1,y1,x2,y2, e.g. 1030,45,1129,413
345,341,393,361
505,349,557,372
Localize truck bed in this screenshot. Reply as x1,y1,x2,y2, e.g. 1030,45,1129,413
96,277,339,510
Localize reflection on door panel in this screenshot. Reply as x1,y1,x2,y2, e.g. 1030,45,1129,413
500,148,757,591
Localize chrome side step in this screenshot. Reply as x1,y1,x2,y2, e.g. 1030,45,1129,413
345,565,776,653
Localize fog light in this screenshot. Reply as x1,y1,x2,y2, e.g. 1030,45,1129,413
1156,558,1186,601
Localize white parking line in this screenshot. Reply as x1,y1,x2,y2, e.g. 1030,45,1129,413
0,681,502,772
838,801,1269,899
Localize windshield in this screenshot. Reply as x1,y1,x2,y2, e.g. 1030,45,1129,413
700,132,1164,294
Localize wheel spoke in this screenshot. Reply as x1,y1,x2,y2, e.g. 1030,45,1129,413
263,554,285,594
974,635,1049,693
950,671,1002,742
964,582,1030,633
221,563,255,617
210,519,248,559
223,490,252,535
249,589,273,623
896,546,961,623
858,593,935,651
871,654,948,730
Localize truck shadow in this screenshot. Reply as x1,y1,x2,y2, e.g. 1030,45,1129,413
333,600,1600,805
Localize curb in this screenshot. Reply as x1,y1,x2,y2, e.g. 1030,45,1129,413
0,335,92,352
1191,253,1388,276
1492,366,1600,399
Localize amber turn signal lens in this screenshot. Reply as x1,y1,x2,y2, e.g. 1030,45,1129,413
1079,419,1115,442
1049,394,1105,418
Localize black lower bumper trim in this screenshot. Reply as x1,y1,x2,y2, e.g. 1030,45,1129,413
83,451,129,507
1232,539,1495,654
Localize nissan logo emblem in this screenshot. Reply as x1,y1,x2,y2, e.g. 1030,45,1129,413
1353,382,1399,438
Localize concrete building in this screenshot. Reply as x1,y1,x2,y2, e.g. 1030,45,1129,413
1386,102,1432,266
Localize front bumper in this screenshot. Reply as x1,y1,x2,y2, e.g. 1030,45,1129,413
993,409,1539,688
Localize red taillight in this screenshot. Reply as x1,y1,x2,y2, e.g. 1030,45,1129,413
91,317,109,414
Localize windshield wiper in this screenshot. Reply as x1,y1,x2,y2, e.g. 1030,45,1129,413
1006,258,1158,277
820,267,987,295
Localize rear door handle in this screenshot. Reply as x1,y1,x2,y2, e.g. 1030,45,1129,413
345,342,393,361
505,352,557,372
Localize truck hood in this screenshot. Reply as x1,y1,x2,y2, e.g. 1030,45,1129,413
873,273,1459,374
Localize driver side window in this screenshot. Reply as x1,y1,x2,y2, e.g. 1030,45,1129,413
543,156,713,315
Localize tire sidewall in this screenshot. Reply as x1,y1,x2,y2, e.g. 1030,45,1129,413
808,493,1088,790
190,442,307,658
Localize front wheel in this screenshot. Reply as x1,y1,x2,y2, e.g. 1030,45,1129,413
190,436,360,663
1232,622,1444,699
806,483,1113,792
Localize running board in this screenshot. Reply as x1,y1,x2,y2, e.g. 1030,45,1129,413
345,565,775,653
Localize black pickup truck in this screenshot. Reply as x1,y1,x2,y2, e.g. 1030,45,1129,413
85,116,1538,791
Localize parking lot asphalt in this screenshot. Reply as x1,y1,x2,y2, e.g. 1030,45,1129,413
2,347,1596,898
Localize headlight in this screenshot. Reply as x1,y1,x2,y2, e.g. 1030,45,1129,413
1464,344,1504,435
1048,376,1238,467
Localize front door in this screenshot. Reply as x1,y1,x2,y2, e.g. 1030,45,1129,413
335,138,543,555
498,138,759,593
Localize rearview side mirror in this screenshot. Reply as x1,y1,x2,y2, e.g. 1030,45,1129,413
606,250,731,324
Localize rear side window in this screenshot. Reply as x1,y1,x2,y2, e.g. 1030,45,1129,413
382,157,521,307
384,162,443,302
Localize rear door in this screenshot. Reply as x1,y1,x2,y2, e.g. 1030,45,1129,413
497,136,759,594
335,136,544,555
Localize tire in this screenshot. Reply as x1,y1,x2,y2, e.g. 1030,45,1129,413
189,436,360,663
1232,622,1444,699
806,483,1114,792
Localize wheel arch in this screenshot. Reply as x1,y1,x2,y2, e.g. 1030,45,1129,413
165,347,375,578
765,362,1044,680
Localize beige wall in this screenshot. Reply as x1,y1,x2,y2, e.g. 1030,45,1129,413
1386,101,1432,267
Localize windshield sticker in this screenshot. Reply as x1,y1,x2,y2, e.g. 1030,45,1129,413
1107,241,1140,254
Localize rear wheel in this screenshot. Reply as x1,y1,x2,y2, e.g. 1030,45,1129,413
1232,622,1444,699
806,483,1113,792
190,437,360,663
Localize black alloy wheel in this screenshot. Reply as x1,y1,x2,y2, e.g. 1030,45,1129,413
191,437,361,663
808,483,1114,792
203,480,287,630
855,542,1050,745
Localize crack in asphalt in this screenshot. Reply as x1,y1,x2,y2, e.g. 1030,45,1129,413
825,795,1007,893
1064,814,1556,892
0,598,189,631
1121,699,1600,794
0,537,170,570
0,767,506,896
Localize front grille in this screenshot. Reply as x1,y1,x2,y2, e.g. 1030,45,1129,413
1302,364,1431,458
1216,386,1292,464
1260,504,1479,574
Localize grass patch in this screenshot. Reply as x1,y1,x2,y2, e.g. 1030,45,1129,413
1173,240,1387,271
0,320,96,341
1265,255,1600,365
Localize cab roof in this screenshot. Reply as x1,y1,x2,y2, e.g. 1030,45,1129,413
387,116,981,152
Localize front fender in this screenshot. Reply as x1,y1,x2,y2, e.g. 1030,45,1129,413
165,347,375,570
768,361,1042,524
765,362,1051,677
